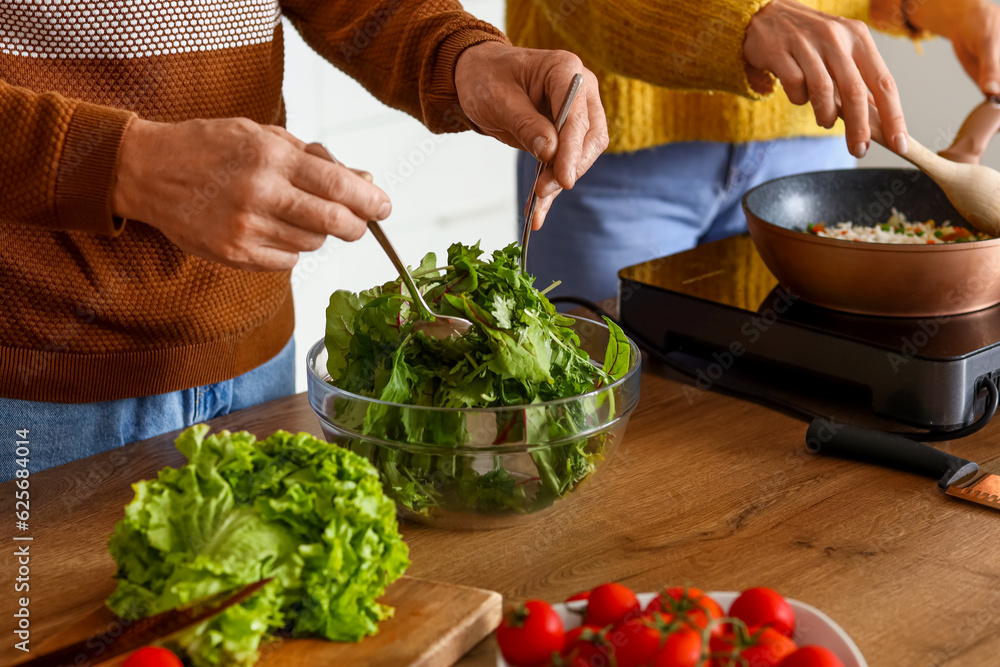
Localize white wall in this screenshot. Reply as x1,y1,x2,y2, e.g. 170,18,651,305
283,2,999,391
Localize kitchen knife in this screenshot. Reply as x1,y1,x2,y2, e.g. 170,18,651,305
805,419,1000,511
13,578,272,667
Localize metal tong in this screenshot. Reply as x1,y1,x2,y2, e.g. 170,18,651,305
519,73,584,272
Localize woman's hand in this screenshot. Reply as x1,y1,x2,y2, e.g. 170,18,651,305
114,117,391,272
745,0,908,158
454,42,608,230
909,0,1000,96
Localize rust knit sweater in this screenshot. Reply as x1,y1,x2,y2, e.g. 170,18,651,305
0,1,508,403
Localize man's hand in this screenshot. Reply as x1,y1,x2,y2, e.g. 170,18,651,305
909,0,1000,96
114,118,392,272
454,42,608,230
745,0,908,158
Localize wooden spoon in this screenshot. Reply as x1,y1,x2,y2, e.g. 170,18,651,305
867,102,1000,237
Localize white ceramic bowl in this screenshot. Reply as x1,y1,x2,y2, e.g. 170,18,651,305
496,591,866,667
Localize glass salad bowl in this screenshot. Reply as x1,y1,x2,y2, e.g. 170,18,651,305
306,316,642,530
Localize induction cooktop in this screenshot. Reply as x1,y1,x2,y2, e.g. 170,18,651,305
618,234,1000,430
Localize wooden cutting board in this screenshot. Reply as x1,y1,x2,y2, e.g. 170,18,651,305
259,577,501,666
11,576,501,667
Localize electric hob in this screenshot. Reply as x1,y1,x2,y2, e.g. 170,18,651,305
618,234,1000,430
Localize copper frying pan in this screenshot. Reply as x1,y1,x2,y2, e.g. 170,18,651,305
743,99,1000,318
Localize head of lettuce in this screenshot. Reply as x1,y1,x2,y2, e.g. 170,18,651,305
106,424,410,667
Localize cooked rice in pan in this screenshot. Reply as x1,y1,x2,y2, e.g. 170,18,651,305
806,209,990,244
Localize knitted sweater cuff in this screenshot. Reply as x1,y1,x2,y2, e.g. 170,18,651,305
425,26,511,134
56,103,136,237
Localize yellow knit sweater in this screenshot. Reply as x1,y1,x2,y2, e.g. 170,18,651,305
507,0,917,152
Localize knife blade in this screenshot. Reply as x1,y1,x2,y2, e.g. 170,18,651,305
945,471,1000,510
13,578,272,667
805,419,1000,511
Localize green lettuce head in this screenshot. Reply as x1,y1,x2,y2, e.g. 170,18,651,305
107,425,410,667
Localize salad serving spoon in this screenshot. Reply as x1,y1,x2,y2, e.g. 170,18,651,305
519,73,584,272
365,219,473,339
305,142,472,340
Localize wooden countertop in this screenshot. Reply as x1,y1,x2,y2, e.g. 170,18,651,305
3,359,1000,667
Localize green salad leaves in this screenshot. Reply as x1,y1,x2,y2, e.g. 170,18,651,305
106,425,409,667
325,242,623,405
322,242,633,520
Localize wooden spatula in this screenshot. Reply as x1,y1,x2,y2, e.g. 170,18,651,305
866,101,1000,237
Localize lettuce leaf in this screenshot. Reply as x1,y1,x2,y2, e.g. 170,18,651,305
106,425,409,667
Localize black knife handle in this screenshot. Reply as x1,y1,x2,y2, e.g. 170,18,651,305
806,419,978,489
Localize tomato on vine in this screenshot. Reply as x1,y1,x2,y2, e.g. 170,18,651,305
561,624,615,666
728,587,796,637
646,586,724,637
586,582,641,628
122,647,183,667
496,600,565,667
652,626,703,667
609,611,676,667
779,645,846,667
710,625,797,667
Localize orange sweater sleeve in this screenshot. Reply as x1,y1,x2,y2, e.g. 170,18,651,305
280,0,510,133
0,80,135,236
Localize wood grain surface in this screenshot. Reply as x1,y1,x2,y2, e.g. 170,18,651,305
3,361,1000,667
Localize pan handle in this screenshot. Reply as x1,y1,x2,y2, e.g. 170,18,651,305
805,419,978,489
938,96,1000,165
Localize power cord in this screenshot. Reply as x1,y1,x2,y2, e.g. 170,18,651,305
552,295,1000,443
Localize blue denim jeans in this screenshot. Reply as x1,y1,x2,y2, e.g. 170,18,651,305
0,337,295,481
518,136,855,301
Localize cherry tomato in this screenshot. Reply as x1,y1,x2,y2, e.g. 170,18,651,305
646,587,724,636
710,627,797,667
123,647,183,667
586,582,640,628
496,600,565,667
564,624,606,646
779,645,845,667
728,587,796,637
562,625,614,665
609,612,672,667
652,627,703,667
566,590,591,603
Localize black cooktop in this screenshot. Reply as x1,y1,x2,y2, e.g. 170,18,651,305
618,234,1000,429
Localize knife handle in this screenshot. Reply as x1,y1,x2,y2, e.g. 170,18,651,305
806,419,978,489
